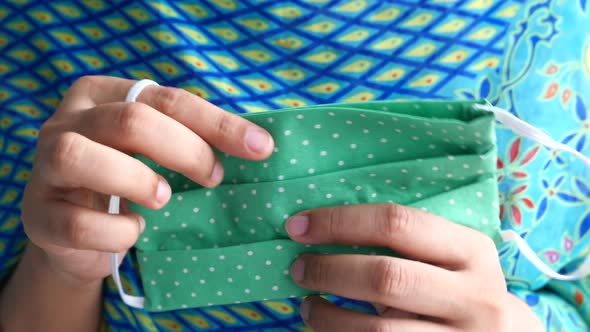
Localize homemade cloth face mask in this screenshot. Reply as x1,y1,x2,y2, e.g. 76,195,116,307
110,80,590,312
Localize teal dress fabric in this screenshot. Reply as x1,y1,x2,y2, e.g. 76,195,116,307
0,0,589,331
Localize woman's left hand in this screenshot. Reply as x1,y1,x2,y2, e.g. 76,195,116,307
285,203,544,332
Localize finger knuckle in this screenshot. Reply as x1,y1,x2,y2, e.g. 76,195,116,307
38,119,59,142
364,321,393,332
371,258,416,299
71,75,96,92
307,308,329,330
155,87,186,117
212,112,236,140
304,256,329,288
379,203,413,240
464,233,498,267
192,142,215,178
131,169,163,205
20,190,36,239
117,103,147,139
64,210,89,248
477,234,497,254
326,207,342,239
112,233,136,253
193,138,212,162
475,296,509,329
48,132,85,176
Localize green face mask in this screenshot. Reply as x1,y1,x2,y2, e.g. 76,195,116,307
109,98,590,312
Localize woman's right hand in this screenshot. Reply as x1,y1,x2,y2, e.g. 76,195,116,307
21,75,275,284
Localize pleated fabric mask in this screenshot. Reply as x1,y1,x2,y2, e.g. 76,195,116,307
109,99,590,312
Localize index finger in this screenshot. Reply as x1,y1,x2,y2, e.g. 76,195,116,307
62,76,274,160
138,84,274,160
285,203,495,269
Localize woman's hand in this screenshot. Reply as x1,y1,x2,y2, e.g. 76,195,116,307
21,75,275,284
286,203,544,332
3,75,274,331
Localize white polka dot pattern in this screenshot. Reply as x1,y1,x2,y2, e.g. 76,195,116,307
130,101,501,312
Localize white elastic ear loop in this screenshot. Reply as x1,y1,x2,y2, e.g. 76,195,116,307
474,102,590,281
501,230,590,281
109,79,159,309
473,103,590,168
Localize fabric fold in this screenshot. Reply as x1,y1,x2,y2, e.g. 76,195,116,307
127,100,501,311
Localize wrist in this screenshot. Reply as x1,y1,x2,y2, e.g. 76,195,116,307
27,243,103,290
0,243,103,332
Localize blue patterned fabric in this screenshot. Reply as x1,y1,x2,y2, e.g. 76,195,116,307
0,0,589,331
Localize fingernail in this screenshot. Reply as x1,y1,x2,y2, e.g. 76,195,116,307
211,161,224,183
156,179,171,204
245,128,271,154
300,299,310,321
291,258,305,283
286,215,309,237
138,216,146,234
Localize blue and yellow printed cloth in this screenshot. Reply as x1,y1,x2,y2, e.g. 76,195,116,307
1,0,590,331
